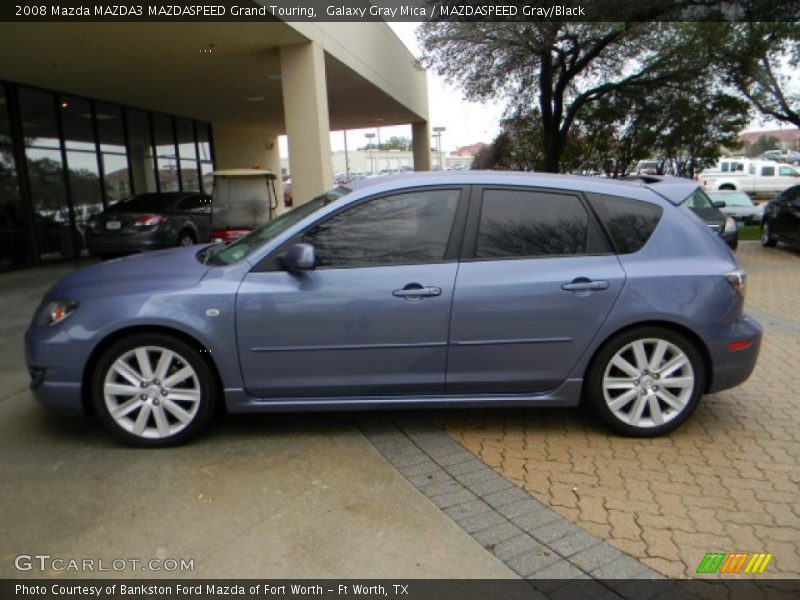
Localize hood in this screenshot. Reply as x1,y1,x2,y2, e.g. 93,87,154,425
46,246,210,301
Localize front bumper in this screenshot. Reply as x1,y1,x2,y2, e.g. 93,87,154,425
25,328,89,416
707,314,762,393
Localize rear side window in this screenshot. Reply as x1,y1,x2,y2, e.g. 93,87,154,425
475,189,605,258
590,194,663,254
762,166,775,176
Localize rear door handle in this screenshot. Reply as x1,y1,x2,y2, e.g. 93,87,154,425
561,278,609,292
393,286,442,298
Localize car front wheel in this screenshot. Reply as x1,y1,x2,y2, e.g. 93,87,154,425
586,327,704,436
761,221,777,247
92,334,216,447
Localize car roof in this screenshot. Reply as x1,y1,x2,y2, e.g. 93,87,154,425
345,170,698,205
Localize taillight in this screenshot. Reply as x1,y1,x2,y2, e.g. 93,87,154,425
134,215,167,227
211,228,251,243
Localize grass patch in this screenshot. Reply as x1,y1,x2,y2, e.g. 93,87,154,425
738,224,760,241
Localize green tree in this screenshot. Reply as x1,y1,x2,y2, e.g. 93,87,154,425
745,135,781,157
419,20,723,172
718,23,800,129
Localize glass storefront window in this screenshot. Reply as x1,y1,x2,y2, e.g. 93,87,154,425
176,118,196,159
125,108,157,194
0,81,214,269
25,146,75,262
59,96,96,151
0,146,33,268
0,85,11,145
102,153,131,204
197,122,212,161
153,113,178,191
19,87,60,149
96,103,126,153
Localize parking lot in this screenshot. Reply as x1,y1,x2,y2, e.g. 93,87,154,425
447,242,800,578
1,242,797,581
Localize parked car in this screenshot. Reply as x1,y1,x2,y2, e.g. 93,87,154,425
760,149,800,166
761,184,800,249
85,192,212,258
635,159,663,175
706,190,765,225
26,172,761,446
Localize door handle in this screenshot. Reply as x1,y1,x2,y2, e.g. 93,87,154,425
561,278,609,292
392,286,442,298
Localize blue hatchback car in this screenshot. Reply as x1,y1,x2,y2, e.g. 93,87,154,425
26,172,762,446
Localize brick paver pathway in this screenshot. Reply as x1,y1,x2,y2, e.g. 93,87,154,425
445,242,800,578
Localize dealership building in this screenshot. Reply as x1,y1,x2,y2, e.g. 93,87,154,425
0,21,430,270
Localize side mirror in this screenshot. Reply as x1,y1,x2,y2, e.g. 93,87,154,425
282,243,315,271
713,200,726,209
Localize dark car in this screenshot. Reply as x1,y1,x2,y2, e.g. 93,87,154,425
85,192,212,258
761,184,800,249
706,190,765,225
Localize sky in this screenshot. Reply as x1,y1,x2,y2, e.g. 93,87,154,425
279,22,504,158
277,22,793,159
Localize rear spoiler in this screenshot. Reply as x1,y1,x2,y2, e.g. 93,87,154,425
622,175,700,206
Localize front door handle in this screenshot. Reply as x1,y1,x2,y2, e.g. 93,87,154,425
392,285,442,298
561,278,609,292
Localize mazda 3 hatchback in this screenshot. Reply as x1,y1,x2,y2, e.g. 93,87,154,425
26,172,761,446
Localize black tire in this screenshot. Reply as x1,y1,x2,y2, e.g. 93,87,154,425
761,220,778,247
91,333,217,447
177,231,196,247
585,326,704,437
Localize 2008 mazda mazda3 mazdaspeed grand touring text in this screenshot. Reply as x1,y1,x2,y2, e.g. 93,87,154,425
25,172,762,446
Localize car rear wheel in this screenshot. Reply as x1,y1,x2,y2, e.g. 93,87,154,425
761,221,777,247
586,327,704,436
177,231,195,247
91,334,216,447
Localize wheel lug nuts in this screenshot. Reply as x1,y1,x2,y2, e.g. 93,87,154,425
140,394,147,400
161,389,168,396
634,379,640,386
140,382,147,388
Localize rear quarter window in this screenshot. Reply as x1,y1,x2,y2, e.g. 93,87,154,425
588,194,663,254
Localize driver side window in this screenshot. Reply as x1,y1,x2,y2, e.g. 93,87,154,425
303,189,460,268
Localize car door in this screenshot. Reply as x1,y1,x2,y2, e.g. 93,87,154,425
446,186,626,394
236,187,468,398
176,194,212,241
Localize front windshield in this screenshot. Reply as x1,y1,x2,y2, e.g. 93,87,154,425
208,187,349,265
682,189,714,210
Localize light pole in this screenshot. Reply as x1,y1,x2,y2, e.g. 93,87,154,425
433,126,446,170
365,132,376,174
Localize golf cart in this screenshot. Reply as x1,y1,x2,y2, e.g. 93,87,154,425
210,169,279,243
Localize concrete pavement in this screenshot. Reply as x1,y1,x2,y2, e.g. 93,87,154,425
0,261,515,579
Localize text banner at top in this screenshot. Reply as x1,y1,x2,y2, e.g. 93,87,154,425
4,0,800,22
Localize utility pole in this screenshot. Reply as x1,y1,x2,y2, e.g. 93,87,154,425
433,126,446,170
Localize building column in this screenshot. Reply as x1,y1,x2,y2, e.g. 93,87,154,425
280,42,332,206
412,121,431,171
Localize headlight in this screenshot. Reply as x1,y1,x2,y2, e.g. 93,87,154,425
723,216,737,234
37,300,79,327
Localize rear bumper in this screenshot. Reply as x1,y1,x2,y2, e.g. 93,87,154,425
707,314,762,393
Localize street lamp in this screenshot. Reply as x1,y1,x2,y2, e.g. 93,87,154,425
433,126,446,170
365,132,376,174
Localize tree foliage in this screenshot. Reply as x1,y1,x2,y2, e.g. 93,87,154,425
419,20,736,172
717,23,800,129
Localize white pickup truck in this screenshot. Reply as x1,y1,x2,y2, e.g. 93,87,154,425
700,159,800,201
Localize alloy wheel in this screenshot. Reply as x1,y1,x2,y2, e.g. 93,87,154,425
602,338,695,429
103,345,201,440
